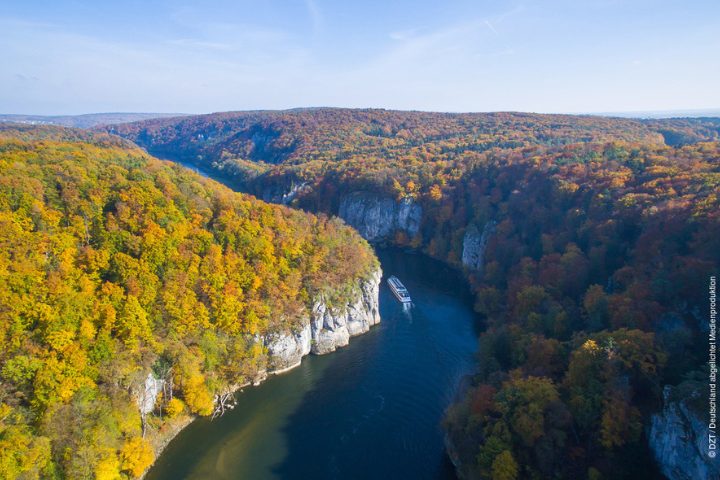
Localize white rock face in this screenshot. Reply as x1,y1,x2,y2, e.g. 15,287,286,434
135,267,382,421
135,373,165,415
310,301,351,354
265,323,312,371
264,267,382,367
649,385,720,480
338,192,422,242
137,267,381,417
461,221,496,273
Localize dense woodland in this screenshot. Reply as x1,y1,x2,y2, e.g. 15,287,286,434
105,109,666,192
0,124,377,479
440,141,719,478
109,109,720,479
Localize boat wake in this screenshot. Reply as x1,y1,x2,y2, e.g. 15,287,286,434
402,302,414,320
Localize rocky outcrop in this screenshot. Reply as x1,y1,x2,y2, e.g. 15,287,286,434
264,267,382,369
264,323,312,372
260,181,311,205
649,385,720,480
136,267,381,421
135,373,165,415
309,267,382,354
138,267,381,480
461,221,496,273
338,192,422,242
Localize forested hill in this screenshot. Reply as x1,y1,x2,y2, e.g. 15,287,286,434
0,124,377,479
101,108,719,199
102,109,667,179
103,109,720,479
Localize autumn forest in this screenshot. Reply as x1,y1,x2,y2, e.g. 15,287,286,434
0,123,376,478
0,109,718,479
110,109,719,479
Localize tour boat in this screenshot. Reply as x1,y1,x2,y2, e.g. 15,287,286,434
387,276,412,303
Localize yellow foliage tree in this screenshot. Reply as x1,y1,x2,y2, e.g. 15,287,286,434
120,437,155,478
94,450,122,480
183,374,214,416
428,184,443,201
165,398,185,419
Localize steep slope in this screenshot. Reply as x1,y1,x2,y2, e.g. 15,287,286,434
440,141,719,478
0,124,379,479
649,379,719,480
104,109,720,478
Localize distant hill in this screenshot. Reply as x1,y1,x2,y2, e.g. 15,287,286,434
101,107,667,172
591,108,720,118
0,112,188,129
101,108,720,201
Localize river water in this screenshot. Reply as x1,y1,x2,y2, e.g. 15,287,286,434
145,248,480,480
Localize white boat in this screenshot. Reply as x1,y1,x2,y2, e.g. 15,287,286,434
387,276,412,303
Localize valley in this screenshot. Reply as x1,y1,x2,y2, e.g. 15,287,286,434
107,109,720,479
1,109,718,479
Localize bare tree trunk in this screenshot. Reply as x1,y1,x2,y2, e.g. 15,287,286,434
82,214,91,246
212,389,236,420
141,411,147,438
162,369,174,402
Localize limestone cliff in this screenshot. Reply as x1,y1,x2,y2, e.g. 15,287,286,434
649,385,720,480
264,325,312,372
338,191,421,242
264,267,382,369
135,267,382,417
134,373,165,416
461,221,496,273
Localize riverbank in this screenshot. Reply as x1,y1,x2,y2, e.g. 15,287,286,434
144,248,480,479
139,267,382,478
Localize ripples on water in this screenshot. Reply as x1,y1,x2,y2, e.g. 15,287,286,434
146,248,481,480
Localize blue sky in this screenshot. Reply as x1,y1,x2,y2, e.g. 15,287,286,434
1,0,718,115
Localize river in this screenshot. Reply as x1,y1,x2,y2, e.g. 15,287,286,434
145,247,480,480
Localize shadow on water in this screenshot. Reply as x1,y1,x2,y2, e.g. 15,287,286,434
145,248,481,480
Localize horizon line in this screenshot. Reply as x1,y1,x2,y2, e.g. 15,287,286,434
2,106,720,119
